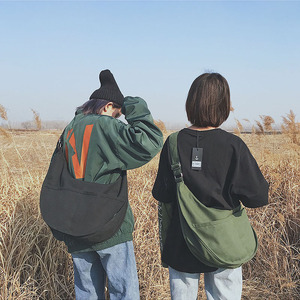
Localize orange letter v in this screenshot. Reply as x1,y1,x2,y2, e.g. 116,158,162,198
68,124,94,179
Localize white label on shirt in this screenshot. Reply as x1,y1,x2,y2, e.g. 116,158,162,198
192,161,202,168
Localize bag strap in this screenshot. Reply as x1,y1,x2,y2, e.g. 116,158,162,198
57,134,63,149
168,132,183,183
52,130,65,157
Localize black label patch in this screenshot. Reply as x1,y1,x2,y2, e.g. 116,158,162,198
192,148,203,170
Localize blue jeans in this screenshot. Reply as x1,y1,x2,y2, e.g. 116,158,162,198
169,266,242,300
72,241,140,300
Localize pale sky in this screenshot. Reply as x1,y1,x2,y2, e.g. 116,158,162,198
0,1,299,129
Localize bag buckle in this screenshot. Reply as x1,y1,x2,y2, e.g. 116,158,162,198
171,163,183,183
174,173,183,183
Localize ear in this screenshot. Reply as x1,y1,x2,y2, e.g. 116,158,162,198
103,102,113,112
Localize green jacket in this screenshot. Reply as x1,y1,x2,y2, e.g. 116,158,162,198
57,96,163,253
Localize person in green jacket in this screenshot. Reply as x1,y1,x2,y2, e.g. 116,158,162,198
58,70,163,300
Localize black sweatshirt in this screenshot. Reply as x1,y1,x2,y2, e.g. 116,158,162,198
152,128,269,273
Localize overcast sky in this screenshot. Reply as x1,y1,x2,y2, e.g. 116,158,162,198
0,1,299,129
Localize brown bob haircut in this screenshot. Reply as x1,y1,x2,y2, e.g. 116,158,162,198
186,73,230,127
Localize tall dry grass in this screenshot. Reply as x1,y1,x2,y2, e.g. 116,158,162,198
0,118,299,299
0,105,11,140
281,110,300,145
263,116,275,131
31,109,42,131
239,133,299,299
0,105,8,121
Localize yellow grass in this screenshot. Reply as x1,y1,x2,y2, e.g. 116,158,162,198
0,129,299,299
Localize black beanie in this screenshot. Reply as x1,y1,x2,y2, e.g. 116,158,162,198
89,70,124,106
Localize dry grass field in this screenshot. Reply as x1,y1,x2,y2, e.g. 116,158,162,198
0,125,299,299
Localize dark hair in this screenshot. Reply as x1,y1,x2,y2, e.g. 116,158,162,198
185,73,230,127
77,99,122,115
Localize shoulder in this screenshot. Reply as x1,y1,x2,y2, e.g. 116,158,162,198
178,128,250,152
220,131,253,158
79,113,123,128
177,128,242,142
69,114,126,139
212,129,248,146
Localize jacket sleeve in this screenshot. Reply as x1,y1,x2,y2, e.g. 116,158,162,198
115,96,164,170
231,141,269,208
152,138,177,203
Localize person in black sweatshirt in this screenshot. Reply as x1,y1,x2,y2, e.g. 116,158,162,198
152,73,269,300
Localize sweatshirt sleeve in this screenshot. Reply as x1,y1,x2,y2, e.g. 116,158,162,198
152,138,177,203
115,96,163,170
231,141,269,208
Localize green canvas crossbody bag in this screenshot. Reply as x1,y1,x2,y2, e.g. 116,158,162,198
168,131,258,269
